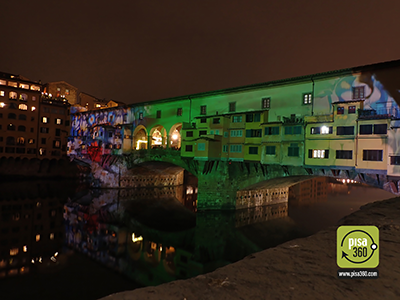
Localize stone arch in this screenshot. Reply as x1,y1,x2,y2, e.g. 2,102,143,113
133,125,148,150
149,125,167,148
168,123,182,150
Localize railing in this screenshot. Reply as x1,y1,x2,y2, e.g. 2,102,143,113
358,108,400,119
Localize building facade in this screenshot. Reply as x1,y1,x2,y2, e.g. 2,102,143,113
0,72,70,159
68,59,400,179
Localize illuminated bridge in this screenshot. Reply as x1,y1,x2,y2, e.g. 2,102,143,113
69,59,400,210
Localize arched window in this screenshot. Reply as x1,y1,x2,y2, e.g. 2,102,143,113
17,125,26,132
17,137,25,145
18,104,27,111
7,124,15,131
8,113,16,119
18,114,27,120
8,103,17,109
6,136,15,145
9,91,17,99
19,94,28,101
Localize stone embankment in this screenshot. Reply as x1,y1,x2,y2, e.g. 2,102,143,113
100,197,400,300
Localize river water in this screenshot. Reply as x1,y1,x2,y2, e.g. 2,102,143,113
0,178,394,300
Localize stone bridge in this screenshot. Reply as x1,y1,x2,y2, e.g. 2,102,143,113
121,149,399,210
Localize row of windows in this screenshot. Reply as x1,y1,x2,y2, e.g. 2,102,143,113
42,117,63,125
0,91,39,100
195,87,367,116
307,149,383,161
2,113,35,120
185,143,387,163
0,80,41,91
0,102,36,111
310,124,387,135
337,106,356,114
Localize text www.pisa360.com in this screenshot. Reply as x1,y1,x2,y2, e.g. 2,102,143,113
337,269,379,279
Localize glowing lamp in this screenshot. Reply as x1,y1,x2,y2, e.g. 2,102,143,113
132,233,143,243
172,134,178,140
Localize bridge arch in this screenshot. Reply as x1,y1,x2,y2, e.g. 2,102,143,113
168,123,182,150
133,125,148,150
149,125,167,148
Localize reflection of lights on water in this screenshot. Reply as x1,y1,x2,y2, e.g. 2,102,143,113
132,233,143,243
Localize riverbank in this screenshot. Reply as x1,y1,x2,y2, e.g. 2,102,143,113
100,196,400,300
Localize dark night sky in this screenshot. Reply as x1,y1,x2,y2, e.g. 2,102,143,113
1,0,399,104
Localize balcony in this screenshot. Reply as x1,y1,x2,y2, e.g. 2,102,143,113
358,108,400,120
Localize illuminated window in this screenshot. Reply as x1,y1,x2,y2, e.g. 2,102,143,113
55,118,62,125
18,104,27,111
35,234,40,242
303,93,312,105
19,83,29,89
65,89,70,95
30,85,40,91
39,148,46,156
311,126,332,135
96,104,101,108
17,137,25,145
23,245,27,252
229,102,236,112
9,91,17,99
0,80,6,85
28,139,35,144
262,97,271,109
10,248,19,256
0,102,5,108
56,87,61,91
31,106,36,111
42,117,48,123
50,233,54,240
0,91,4,96
8,81,17,88
54,140,60,148
308,149,329,159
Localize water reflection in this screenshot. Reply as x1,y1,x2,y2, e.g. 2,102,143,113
0,177,395,299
